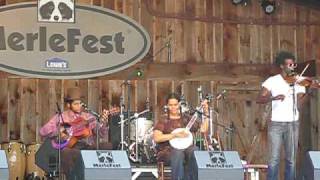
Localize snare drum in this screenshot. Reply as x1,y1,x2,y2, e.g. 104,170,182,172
2,141,26,180
130,118,153,142
26,143,45,179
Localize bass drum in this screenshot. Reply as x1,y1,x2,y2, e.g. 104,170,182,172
25,143,46,180
2,141,26,180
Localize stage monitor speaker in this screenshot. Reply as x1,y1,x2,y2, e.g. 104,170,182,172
35,138,59,173
80,150,131,180
0,150,9,180
303,151,320,180
194,151,244,180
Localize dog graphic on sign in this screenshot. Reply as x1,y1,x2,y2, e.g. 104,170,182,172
38,0,75,23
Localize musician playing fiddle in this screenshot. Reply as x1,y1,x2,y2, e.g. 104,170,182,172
153,93,210,180
257,51,311,180
39,87,110,179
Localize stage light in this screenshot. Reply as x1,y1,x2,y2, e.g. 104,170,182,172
261,0,276,14
135,69,143,77
231,0,248,6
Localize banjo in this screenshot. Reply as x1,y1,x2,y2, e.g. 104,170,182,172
169,105,202,150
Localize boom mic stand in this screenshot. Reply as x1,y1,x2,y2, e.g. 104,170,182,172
81,103,102,150
55,102,63,180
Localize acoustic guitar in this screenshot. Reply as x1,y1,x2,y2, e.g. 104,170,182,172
51,107,119,149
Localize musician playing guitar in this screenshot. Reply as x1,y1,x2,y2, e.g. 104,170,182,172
153,93,209,180
39,87,112,179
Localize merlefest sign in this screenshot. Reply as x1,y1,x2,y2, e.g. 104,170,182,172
0,2,151,79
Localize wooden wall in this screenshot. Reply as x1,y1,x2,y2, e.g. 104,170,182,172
1,0,320,179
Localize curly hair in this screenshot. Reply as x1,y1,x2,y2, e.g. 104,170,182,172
274,51,295,67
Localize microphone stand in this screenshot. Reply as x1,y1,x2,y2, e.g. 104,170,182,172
119,96,126,150
127,81,132,148
81,103,102,150
291,83,297,179
96,116,100,150
55,102,63,180
197,86,204,150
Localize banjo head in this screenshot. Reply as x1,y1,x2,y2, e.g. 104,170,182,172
169,128,193,150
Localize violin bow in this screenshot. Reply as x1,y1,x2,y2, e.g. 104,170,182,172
299,63,310,77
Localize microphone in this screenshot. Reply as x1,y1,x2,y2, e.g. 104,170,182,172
81,102,101,118
80,102,88,109
216,90,227,100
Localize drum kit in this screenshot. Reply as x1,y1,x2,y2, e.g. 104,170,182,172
121,112,157,164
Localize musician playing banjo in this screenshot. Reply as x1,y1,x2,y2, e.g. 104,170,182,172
39,87,110,179
153,93,210,180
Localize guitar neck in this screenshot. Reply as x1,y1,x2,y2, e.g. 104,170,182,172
185,113,198,130
185,105,203,130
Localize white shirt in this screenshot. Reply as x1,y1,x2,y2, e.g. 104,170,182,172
262,74,305,122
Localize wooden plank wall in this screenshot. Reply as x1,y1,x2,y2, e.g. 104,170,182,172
1,0,320,179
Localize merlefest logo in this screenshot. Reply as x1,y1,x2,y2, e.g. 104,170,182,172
93,151,121,168
0,2,150,79
206,151,234,168
0,26,125,54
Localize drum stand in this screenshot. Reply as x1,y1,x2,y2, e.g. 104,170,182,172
120,109,149,162
119,95,128,151
209,105,235,151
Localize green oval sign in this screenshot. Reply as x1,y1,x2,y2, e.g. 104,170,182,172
0,2,151,79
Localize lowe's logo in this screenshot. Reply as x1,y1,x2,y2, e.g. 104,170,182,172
45,58,69,69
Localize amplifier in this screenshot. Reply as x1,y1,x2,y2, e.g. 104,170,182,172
303,151,320,180
80,150,131,180
194,151,244,180
0,150,9,180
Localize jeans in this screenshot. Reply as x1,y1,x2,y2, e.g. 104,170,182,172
267,121,299,180
170,146,198,180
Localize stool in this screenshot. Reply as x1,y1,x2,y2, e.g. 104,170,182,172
243,164,268,180
157,162,171,180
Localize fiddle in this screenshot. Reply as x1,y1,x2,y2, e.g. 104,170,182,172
283,75,319,87
284,62,320,89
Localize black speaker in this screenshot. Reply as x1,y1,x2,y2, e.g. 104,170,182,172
0,150,9,179
35,138,59,173
35,138,84,179
80,150,131,180
194,151,244,180
303,151,320,180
